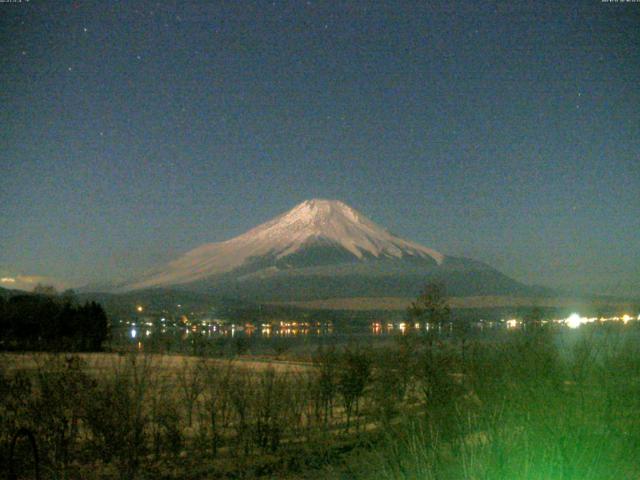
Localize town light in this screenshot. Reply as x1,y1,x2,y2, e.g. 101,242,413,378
566,313,583,329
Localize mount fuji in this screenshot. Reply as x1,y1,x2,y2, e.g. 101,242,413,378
117,199,543,302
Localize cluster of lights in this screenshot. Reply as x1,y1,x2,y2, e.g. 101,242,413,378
565,313,637,329
372,313,639,334
502,313,638,330
371,321,444,335
124,302,337,342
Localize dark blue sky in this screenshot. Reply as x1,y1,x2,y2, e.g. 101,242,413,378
1,1,638,296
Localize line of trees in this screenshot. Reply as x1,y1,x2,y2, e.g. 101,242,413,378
0,350,376,479
0,287,108,351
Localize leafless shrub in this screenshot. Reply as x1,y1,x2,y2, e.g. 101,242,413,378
150,377,183,461
198,360,233,457
227,368,253,456
177,358,206,427
252,367,292,453
370,347,410,427
82,354,153,480
337,347,372,433
312,345,339,427
25,354,93,477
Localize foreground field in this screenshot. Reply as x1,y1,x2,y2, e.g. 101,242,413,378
2,323,640,479
1,352,310,375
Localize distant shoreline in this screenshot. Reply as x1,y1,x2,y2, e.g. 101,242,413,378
268,295,638,311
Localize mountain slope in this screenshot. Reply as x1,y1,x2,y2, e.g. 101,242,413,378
124,199,443,291
118,199,543,300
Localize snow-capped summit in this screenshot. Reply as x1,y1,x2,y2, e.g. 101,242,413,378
122,199,444,291
239,199,443,262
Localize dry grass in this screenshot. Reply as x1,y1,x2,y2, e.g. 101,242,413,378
0,352,311,374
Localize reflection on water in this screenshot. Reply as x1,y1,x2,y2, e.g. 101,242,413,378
113,319,335,346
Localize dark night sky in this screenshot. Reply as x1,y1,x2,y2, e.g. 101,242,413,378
1,1,638,296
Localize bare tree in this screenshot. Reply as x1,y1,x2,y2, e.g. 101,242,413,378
83,354,153,480
337,347,372,433
252,367,292,453
312,345,338,427
200,361,233,457
177,359,205,427
228,369,253,456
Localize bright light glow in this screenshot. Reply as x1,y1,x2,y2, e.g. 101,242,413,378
566,313,584,329
0,277,16,283
136,305,143,312
145,329,151,336
130,328,137,339
506,319,518,329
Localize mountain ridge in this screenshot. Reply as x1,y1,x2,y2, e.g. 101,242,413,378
121,199,444,291
113,199,546,301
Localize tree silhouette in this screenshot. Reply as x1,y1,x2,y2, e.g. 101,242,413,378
0,292,109,351
408,282,451,333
